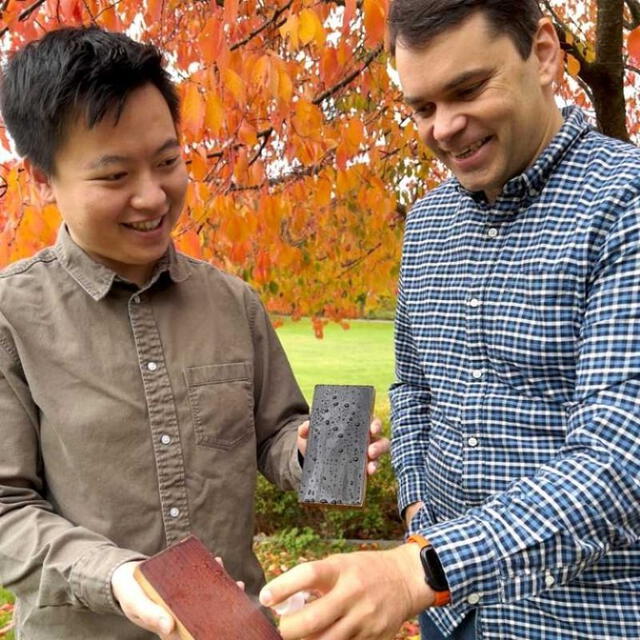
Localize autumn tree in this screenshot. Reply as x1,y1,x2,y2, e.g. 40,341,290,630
0,0,638,334
0,0,426,336
544,0,640,142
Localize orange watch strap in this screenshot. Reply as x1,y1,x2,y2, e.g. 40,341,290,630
407,534,451,606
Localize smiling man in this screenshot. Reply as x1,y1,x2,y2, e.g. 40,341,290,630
0,26,389,640
260,1,640,639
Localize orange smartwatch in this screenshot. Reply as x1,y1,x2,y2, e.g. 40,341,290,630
407,534,451,606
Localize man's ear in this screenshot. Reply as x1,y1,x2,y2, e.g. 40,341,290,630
532,17,563,89
24,160,56,204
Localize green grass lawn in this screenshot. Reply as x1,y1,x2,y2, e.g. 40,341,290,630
275,318,395,414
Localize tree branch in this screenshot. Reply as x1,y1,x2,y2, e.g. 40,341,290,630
249,127,273,165
625,0,640,28
312,44,383,105
339,242,382,276
0,0,46,38
230,0,293,51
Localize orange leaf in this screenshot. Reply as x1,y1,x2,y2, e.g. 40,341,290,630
238,120,258,146
628,26,640,65
251,55,271,89
182,83,205,136
345,118,364,150
363,0,386,49
278,69,294,103
189,149,208,181
98,5,122,31
298,9,323,47
342,0,356,34
279,13,300,50
200,17,224,64
223,0,239,26
205,92,225,136
223,68,246,104
145,0,163,28
320,47,338,85
566,53,581,77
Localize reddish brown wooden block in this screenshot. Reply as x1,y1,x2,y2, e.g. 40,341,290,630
134,535,282,640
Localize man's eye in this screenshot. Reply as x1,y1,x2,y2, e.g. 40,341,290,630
459,81,486,99
97,172,127,182
159,156,178,168
414,104,435,118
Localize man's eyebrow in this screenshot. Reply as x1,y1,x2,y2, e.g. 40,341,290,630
84,137,180,170
403,68,493,107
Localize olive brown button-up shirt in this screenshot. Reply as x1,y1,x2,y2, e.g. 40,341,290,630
0,225,308,639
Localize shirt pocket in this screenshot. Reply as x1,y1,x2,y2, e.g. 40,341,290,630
484,265,581,403
184,362,254,450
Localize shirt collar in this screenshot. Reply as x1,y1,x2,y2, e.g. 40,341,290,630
458,106,592,203
54,224,190,301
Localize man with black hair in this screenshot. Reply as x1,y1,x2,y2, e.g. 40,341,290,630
261,1,640,639
0,26,388,640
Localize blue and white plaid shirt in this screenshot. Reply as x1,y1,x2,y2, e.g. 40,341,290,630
390,107,640,639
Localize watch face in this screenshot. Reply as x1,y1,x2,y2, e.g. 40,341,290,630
422,545,449,593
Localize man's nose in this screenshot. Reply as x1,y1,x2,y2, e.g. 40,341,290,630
430,106,466,146
130,174,166,211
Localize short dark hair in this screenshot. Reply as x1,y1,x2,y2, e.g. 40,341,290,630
0,26,180,176
388,0,543,59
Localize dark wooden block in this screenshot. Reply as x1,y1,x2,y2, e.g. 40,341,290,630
134,535,282,640
298,384,375,507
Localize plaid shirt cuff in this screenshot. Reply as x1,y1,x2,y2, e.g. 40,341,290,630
396,468,428,516
419,516,502,608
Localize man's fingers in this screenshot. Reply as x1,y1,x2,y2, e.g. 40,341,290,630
112,562,175,636
276,594,344,640
297,420,310,438
260,560,333,609
120,587,174,635
297,420,310,456
367,436,390,461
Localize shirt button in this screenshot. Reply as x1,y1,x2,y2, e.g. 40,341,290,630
147,361,158,371
467,297,481,308
467,437,479,448
169,507,180,518
133,295,141,304
467,593,481,605
161,434,172,445
486,227,498,239
471,369,484,379
545,574,555,587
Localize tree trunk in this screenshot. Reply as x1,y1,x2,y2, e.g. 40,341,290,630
588,0,629,141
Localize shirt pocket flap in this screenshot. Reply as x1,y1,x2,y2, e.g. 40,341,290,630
184,362,254,450
184,362,252,386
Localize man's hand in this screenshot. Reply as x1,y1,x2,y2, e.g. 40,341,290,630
297,417,390,474
111,561,179,640
404,501,425,530
259,544,435,640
